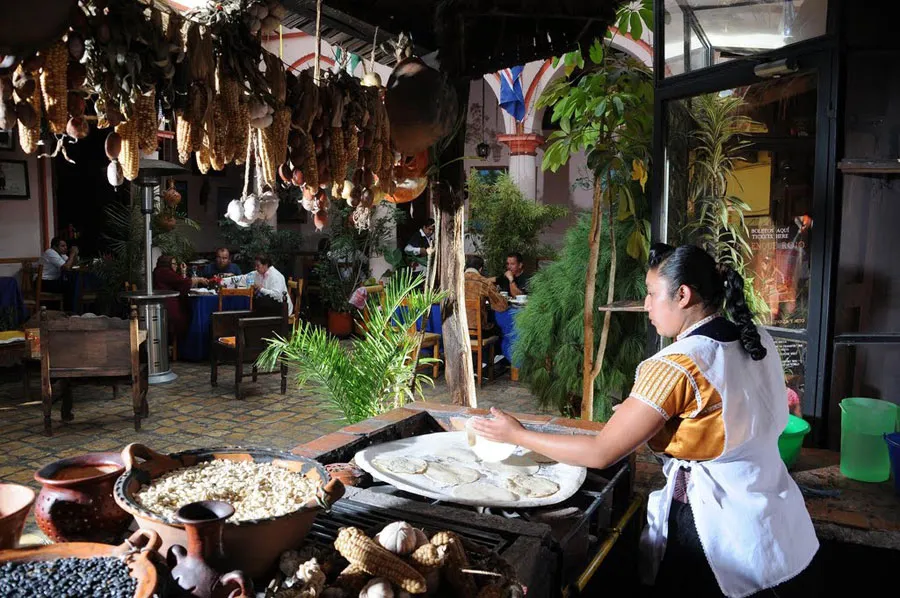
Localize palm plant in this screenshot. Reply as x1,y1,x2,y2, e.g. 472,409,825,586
257,271,447,424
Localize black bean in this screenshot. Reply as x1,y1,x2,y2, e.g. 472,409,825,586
0,556,137,598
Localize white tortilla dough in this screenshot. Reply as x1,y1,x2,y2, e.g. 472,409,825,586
373,456,428,475
423,461,481,486
481,454,540,475
523,451,557,465
436,447,480,463
505,475,560,498
452,482,519,503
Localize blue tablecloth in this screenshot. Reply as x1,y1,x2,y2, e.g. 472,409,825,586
180,294,251,362
0,277,26,331
494,306,522,366
422,303,521,365
68,270,100,312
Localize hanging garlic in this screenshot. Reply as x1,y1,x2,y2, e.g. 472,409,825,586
375,521,429,556
359,578,394,598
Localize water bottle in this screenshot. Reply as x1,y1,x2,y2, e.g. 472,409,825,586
246,272,255,288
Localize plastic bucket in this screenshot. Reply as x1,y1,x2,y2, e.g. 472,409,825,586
885,433,900,495
778,415,810,469
839,398,899,482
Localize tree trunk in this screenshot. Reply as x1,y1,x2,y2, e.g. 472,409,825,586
591,196,617,396
581,182,604,420
437,184,477,407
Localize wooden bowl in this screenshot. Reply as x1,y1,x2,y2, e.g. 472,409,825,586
0,529,162,598
113,444,345,579
0,483,36,549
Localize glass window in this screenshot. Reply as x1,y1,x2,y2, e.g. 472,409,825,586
663,0,828,78
663,72,818,393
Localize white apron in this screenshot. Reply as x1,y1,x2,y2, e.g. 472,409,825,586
639,328,818,598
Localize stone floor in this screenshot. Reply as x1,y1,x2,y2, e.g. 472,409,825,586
0,361,547,494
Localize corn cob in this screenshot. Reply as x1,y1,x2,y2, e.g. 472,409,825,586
39,40,68,135
301,132,318,189
345,126,359,165
334,527,427,594
232,104,250,165
333,565,370,594
328,127,346,181
136,87,158,156
260,106,290,184
196,142,211,175
95,95,110,129
116,120,140,181
431,532,477,598
210,94,227,170
264,52,286,105
176,115,193,164
16,90,41,154
408,543,447,574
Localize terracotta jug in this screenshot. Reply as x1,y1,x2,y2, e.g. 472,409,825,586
168,501,253,598
34,452,131,543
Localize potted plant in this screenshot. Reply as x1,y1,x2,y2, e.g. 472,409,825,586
258,271,447,424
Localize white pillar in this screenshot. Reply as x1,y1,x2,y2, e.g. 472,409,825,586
497,134,545,202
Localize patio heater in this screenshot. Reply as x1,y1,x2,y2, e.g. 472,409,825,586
120,158,187,384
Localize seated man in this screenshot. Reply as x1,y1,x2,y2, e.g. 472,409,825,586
464,255,507,331
232,254,293,317
497,252,531,298
202,247,242,278
39,237,78,294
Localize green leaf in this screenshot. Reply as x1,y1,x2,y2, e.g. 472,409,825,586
612,96,625,116
630,12,643,41
627,229,644,260
589,39,604,64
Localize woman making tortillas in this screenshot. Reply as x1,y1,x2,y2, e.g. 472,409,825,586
472,243,820,597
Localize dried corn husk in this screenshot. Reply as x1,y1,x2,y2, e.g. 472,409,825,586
176,115,193,164
260,106,290,185
264,52,286,105
116,120,140,181
232,102,250,165
39,40,68,134
14,66,41,154
301,132,318,189
136,87,158,155
196,143,211,174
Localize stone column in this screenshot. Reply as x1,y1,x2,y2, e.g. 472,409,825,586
497,133,545,200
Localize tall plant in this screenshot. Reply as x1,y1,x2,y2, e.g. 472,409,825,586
466,171,566,275
258,271,447,424
677,92,770,318
536,2,653,419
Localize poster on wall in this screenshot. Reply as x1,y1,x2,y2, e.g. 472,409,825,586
0,160,29,199
746,217,811,329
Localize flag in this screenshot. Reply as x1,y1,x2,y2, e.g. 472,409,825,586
499,66,526,122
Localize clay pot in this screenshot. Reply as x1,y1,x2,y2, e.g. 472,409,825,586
384,177,428,204
168,501,253,598
324,463,370,488
0,483,36,549
34,452,131,543
385,57,458,155
327,310,354,338
114,444,345,579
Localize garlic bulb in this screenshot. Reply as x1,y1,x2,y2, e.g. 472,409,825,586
375,521,428,556
359,578,394,598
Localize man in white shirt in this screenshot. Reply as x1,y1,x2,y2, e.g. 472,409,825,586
233,254,292,316
39,237,78,293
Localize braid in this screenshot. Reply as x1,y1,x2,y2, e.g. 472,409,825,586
721,266,767,361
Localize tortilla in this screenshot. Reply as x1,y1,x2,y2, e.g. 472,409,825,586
523,451,557,465
452,482,519,503
423,461,481,486
505,475,560,498
436,447,480,464
372,456,428,475
480,454,540,475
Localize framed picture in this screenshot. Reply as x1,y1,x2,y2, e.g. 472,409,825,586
0,159,30,199
0,130,14,151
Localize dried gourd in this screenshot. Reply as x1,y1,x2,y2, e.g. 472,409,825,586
39,40,68,134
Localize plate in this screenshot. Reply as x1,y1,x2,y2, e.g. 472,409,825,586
354,431,586,508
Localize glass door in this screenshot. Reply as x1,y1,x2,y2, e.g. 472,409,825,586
659,66,829,417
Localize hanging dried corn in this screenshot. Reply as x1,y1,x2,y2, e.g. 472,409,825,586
39,40,69,135
115,119,140,181
135,86,158,156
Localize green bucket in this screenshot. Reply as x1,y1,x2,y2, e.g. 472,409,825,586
778,414,810,469
840,397,900,482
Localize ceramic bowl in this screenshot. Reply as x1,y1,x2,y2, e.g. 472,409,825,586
0,483,36,550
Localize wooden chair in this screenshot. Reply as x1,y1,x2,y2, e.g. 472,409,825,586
465,295,499,387
210,292,289,399
22,262,64,313
39,306,148,436
218,287,254,311
287,277,304,328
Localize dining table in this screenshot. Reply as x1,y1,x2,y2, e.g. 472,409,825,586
179,291,252,362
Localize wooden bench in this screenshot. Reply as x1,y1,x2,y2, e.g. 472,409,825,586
40,306,148,435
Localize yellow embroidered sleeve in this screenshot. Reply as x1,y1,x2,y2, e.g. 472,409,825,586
629,358,696,420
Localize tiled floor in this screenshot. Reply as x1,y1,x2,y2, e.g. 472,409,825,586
0,361,547,493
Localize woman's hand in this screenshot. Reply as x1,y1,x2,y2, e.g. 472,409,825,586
470,407,525,445
179,263,188,277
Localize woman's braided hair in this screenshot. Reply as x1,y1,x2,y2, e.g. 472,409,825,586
648,243,767,361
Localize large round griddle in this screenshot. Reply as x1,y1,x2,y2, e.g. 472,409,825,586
354,431,586,508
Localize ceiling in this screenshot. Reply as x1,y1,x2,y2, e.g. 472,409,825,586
279,0,624,77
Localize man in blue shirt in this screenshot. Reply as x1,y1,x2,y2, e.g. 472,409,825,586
202,247,242,277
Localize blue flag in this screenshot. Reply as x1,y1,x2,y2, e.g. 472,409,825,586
499,66,526,122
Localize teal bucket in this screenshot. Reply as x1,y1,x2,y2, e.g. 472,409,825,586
778,414,810,469
840,398,900,482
